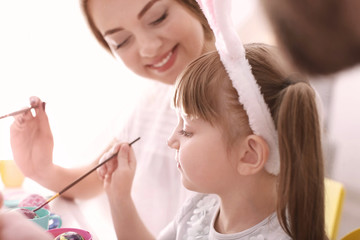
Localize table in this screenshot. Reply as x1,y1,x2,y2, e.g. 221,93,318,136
1,178,117,240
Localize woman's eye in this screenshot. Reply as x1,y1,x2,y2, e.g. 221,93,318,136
179,130,193,137
150,11,168,25
116,37,130,49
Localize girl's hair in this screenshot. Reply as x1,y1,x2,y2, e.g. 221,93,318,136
174,43,327,240
80,0,214,55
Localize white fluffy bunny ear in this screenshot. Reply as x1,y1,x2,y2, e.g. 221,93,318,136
197,0,280,175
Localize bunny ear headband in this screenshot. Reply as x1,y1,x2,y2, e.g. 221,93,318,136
196,0,280,175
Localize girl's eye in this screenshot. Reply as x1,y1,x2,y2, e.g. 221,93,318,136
150,11,168,25
179,130,193,137
116,37,131,49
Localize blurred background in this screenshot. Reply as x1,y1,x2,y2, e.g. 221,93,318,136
0,0,359,238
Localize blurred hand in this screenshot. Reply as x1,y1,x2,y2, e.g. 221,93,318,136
0,210,53,240
0,192,3,208
10,96,54,179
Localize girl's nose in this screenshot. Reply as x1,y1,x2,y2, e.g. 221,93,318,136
167,132,179,150
138,32,162,58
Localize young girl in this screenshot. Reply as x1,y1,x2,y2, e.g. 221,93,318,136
101,43,327,239
100,0,327,238
166,45,328,239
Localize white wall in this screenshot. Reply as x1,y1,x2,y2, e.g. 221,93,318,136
0,0,146,166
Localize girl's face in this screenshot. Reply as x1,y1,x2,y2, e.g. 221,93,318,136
167,111,238,193
89,0,207,85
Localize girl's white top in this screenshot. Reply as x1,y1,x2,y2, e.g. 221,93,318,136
158,193,291,240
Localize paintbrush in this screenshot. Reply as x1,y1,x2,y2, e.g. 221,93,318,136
0,106,39,120
32,137,141,212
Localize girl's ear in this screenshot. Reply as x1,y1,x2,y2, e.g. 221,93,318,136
236,135,270,175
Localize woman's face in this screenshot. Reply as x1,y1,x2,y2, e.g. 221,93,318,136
89,0,207,85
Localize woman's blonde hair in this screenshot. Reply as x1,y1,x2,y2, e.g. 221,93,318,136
174,43,327,240
80,0,214,55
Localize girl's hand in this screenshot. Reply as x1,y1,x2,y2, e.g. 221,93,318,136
10,96,54,180
97,142,121,181
98,143,136,201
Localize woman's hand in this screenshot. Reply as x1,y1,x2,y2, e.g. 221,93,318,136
10,96,54,180
97,143,136,201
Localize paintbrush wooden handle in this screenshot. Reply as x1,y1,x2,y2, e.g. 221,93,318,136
33,137,140,212
0,106,39,120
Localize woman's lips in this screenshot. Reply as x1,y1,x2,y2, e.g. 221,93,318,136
147,45,178,72
153,51,173,68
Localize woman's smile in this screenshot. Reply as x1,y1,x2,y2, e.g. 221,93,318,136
147,44,178,72
91,0,208,85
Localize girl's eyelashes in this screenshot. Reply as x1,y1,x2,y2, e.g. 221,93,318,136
178,129,193,137
150,10,168,26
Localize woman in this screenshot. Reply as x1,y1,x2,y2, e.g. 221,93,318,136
10,0,214,236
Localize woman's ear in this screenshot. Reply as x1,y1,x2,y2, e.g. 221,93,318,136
236,135,269,175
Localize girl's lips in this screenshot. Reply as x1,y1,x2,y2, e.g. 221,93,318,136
176,157,182,169
147,45,178,72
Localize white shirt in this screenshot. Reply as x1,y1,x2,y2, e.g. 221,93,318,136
116,81,192,236
158,194,291,240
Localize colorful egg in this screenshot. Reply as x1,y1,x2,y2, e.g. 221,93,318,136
54,231,84,240
19,194,51,211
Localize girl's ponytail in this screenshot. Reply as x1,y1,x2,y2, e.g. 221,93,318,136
276,81,327,239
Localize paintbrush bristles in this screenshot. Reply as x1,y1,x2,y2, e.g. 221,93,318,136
32,193,59,212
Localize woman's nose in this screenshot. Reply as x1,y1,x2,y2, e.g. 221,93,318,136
138,32,162,58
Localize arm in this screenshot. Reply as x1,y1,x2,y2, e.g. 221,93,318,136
99,143,154,240
9,96,116,199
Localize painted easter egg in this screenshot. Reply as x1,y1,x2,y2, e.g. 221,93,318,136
19,194,50,211
54,231,84,240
